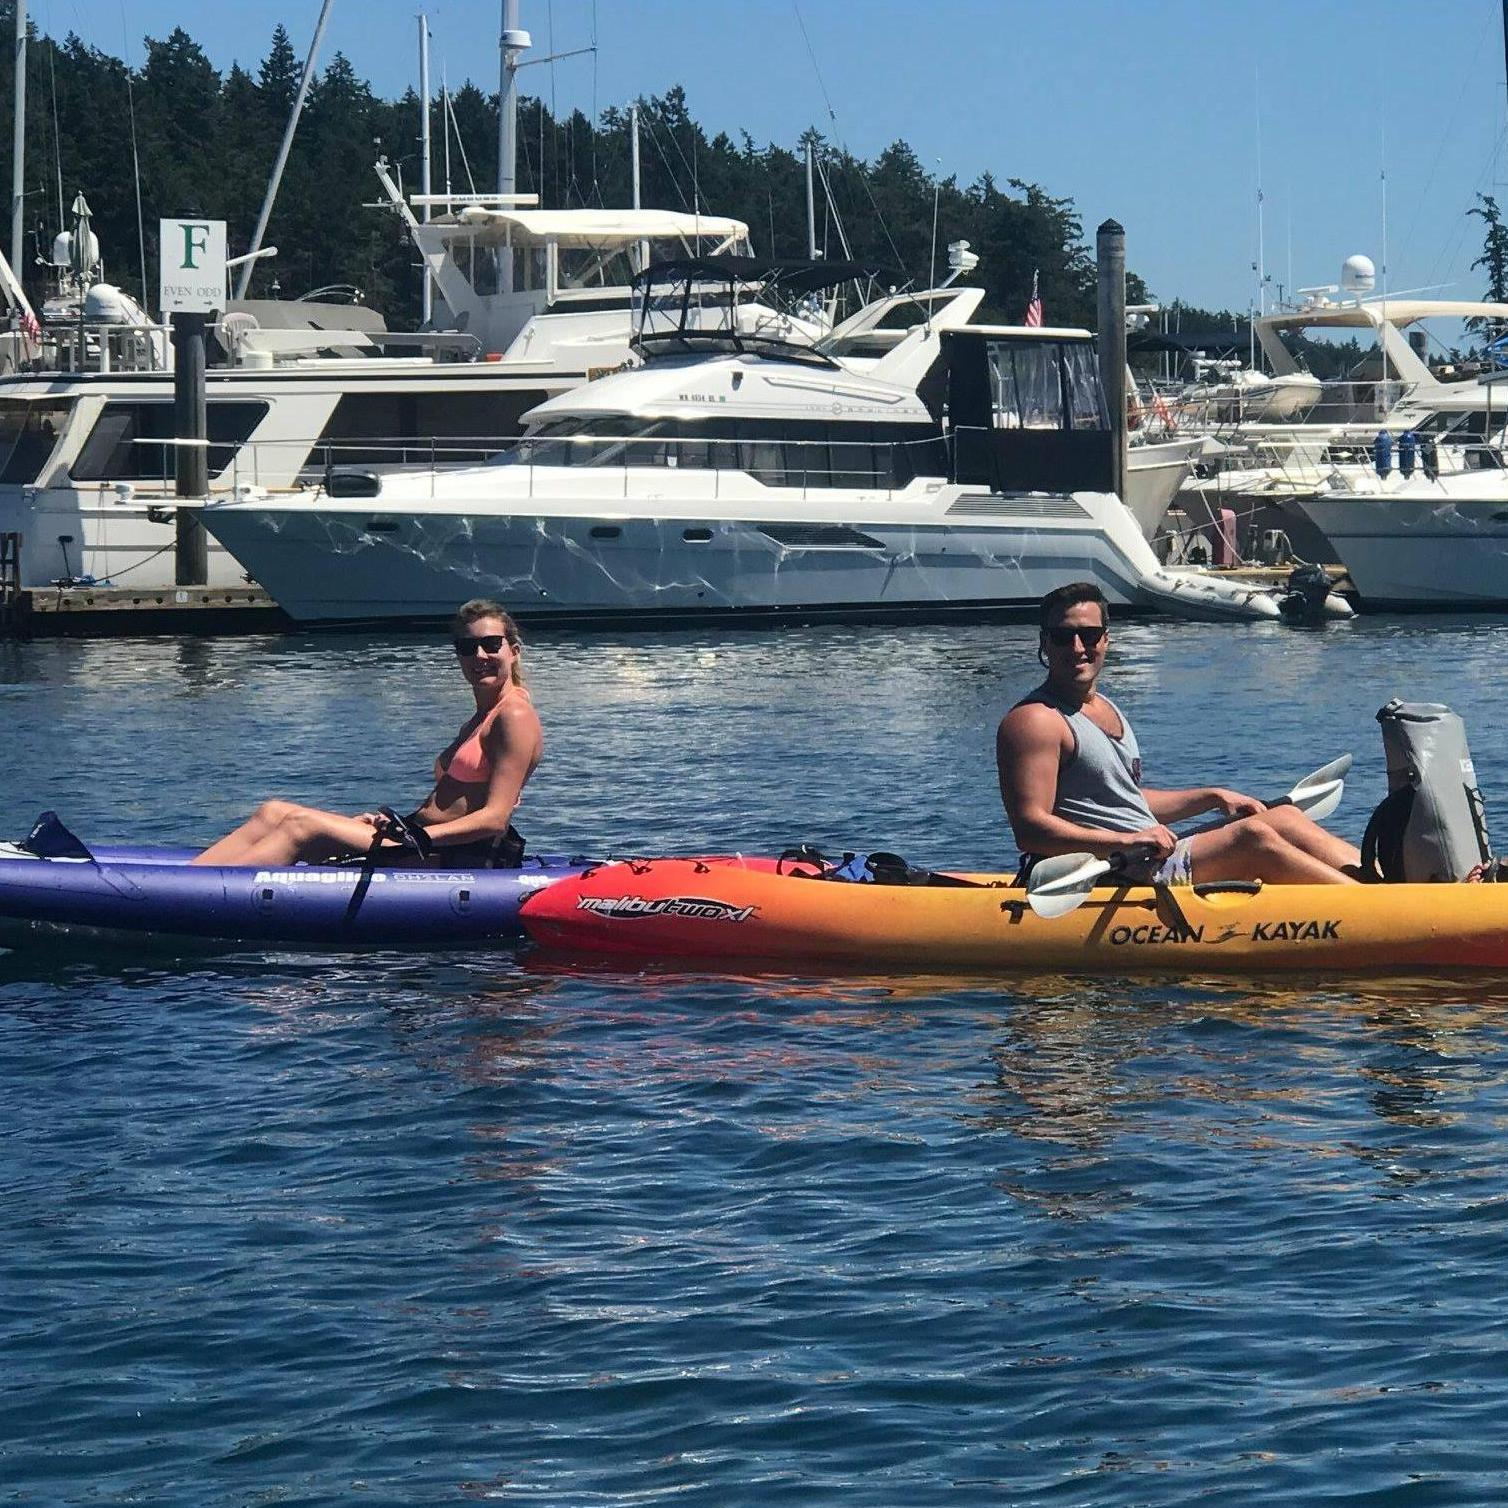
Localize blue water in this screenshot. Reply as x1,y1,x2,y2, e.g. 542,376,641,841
5,617,1508,1505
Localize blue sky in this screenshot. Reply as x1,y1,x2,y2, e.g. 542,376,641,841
39,0,1508,313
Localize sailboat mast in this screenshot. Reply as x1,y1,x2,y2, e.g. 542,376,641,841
236,0,333,299
10,0,25,280
418,11,432,324
498,0,525,197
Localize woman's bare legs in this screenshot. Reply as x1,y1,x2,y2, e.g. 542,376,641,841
193,801,381,867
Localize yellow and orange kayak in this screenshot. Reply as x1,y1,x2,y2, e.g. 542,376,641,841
520,856,1508,973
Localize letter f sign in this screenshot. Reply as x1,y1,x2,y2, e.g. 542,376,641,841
179,223,210,270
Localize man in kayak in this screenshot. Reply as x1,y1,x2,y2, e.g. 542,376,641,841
996,582,1362,886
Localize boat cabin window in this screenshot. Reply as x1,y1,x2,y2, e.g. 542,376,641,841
0,398,73,484
314,389,546,467
946,331,1114,491
987,339,1107,431
513,416,944,487
69,401,269,482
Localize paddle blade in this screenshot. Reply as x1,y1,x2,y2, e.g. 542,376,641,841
1294,779,1344,823
1025,851,1109,919
1286,754,1351,807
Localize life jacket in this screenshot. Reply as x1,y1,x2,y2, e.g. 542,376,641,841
1361,700,1492,881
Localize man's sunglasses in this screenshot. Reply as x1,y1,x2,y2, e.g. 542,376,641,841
453,634,509,656
1044,625,1106,649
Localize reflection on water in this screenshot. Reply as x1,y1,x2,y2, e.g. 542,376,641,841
7,618,1508,1503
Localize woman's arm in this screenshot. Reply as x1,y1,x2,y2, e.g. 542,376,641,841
420,701,540,846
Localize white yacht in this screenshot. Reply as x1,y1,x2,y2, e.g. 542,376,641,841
200,257,1282,625
1292,451,1508,608
1163,256,1508,564
0,194,763,591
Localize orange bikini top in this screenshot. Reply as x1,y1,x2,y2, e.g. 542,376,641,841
442,709,501,784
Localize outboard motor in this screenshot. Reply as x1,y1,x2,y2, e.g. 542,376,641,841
1362,700,1493,881
1398,429,1417,479
1373,428,1393,478
1276,562,1337,623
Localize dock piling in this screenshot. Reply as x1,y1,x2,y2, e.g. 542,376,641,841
1097,219,1128,504
171,311,209,585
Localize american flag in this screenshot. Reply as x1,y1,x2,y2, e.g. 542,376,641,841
1023,270,1043,327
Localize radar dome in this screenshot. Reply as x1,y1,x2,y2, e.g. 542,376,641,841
1341,255,1376,294
83,283,146,324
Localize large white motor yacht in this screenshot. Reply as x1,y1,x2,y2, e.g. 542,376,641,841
0,192,767,592
1292,450,1508,608
201,258,1281,625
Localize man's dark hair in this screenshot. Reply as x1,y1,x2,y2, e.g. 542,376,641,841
1039,581,1110,630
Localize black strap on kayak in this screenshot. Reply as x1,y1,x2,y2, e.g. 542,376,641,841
1360,787,1413,883
340,825,389,933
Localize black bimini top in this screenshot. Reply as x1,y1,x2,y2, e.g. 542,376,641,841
1126,328,1251,358
632,256,881,296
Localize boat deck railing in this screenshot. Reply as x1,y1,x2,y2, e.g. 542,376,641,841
1139,377,1414,437
146,429,959,504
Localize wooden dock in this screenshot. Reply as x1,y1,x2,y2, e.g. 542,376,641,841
11,583,290,636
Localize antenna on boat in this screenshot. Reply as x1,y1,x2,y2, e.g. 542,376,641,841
441,66,452,203
418,10,432,325
1379,98,1389,392
1251,65,1267,371
805,140,818,261
10,0,25,279
630,103,641,209
926,158,941,332
237,0,334,299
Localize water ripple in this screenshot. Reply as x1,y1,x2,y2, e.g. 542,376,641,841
6,620,1508,1503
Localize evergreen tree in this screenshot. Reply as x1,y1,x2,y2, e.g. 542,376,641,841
0,9,1180,335
1467,192,1508,340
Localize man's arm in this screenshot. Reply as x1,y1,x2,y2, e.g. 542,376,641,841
996,704,1178,859
1143,786,1265,823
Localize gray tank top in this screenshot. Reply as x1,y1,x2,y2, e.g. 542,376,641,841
1021,688,1156,834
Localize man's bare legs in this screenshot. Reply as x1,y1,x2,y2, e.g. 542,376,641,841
1187,812,1359,885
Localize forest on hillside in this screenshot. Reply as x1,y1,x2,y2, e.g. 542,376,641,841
0,9,1147,331
0,7,1489,379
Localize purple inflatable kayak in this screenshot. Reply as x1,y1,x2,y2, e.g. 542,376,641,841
0,814,589,949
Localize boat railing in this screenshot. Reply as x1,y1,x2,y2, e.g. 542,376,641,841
1141,376,1412,437
194,429,952,503
1181,430,1506,517
465,429,951,502
37,321,173,375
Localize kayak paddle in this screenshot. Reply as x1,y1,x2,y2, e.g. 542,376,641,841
1024,753,1354,919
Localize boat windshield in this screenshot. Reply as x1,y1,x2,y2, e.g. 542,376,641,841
631,257,872,366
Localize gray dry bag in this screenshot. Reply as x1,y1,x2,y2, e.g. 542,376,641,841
1362,700,1491,882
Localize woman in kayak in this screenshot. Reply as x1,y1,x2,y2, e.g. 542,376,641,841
193,600,542,868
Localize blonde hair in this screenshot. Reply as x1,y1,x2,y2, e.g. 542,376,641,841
452,598,524,685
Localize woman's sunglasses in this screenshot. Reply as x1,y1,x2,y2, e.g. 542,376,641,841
453,634,509,656
1044,625,1106,649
